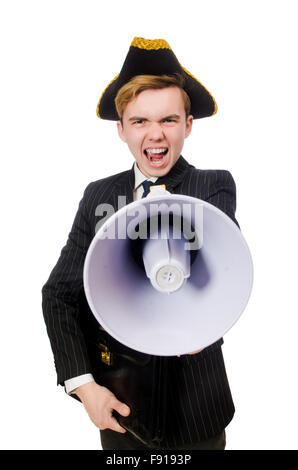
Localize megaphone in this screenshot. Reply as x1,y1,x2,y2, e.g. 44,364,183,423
83,186,253,356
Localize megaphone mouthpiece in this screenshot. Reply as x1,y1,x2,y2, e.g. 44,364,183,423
142,228,190,294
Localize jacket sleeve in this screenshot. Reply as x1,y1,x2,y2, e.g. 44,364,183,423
205,170,240,228
42,183,94,385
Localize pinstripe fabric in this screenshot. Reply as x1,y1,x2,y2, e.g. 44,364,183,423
42,155,237,445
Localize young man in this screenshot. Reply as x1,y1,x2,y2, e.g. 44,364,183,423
42,37,238,450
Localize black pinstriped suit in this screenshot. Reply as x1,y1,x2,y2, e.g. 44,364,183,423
42,155,238,448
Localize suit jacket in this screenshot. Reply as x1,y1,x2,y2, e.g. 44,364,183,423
42,155,238,448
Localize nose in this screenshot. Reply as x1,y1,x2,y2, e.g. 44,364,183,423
148,121,164,141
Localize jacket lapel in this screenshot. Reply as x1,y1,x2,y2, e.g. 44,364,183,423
153,155,192,193
113,165,135,209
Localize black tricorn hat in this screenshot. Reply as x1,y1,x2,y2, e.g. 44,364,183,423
96,37,217,120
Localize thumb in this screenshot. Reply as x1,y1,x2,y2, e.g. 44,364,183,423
112,399,131,417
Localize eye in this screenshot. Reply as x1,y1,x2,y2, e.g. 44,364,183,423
132,119,145,125
163,118,177,123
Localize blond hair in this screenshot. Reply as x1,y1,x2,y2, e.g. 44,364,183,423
115,74,191,121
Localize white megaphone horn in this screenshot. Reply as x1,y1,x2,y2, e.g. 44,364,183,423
83,185,253,356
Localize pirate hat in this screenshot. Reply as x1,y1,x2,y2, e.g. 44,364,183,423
96,37,217,120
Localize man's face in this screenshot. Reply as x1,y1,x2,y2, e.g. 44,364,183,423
117,87,193,178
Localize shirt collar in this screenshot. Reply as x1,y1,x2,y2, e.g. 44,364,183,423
133,162,158,190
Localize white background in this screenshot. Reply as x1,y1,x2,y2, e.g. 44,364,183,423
1,0,297,450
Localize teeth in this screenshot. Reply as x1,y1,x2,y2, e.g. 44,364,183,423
146,148,167,154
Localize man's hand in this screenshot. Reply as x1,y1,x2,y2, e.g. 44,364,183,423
188,349,204,355
177,348,204,357
74,381,130,433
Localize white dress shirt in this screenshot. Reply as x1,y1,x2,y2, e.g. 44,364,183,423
64,163,157,394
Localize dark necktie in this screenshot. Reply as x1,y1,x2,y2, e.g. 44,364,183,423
141,180,154,198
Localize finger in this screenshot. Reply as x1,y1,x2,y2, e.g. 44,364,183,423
108,415,127,434
112,399,130,417
188,348,204,355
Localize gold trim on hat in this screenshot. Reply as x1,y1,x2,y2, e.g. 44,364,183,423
182,66,218,115
96,73,119,118
131,37,172,51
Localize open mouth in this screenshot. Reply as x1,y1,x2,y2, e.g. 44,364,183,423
144,147,168,164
